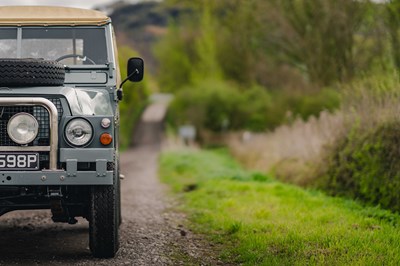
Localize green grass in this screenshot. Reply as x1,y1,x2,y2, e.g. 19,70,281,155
160,149,400,265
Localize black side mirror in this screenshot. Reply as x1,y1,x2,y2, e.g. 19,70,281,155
119,57,144,91
127,57,144,82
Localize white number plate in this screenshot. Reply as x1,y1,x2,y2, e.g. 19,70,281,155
0,153,39,170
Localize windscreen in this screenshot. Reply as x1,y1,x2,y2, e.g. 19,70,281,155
0,29,17,58
0,27,108,65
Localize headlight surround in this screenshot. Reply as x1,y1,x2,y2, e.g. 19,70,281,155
65,118,93,147
7,112,39,145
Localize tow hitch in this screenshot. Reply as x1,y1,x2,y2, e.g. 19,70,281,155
49,187,77,224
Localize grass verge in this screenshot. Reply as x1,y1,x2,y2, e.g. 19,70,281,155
160,149,400,265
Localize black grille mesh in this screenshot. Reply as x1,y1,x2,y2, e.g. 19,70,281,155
0,98,63,147
107,162,115,171
0,98,63,170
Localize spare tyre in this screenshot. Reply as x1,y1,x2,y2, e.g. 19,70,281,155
0,58,65,87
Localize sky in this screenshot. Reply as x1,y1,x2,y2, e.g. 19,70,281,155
0,0,142,10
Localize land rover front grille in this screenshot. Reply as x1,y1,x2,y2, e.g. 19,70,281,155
0,98,63,147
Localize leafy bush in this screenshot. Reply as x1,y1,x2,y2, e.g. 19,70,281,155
320,122,400,212
312,74,400,212
168,80,274,132
291,88,341,120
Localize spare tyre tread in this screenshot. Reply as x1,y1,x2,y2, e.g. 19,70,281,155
0,58,65,86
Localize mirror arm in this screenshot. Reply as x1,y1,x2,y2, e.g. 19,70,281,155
119,68,139,89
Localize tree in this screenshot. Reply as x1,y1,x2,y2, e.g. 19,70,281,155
387,0,400,74
269,0,367,86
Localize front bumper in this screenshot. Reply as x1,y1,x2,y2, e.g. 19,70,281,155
0,170,113,185
0,148,115,185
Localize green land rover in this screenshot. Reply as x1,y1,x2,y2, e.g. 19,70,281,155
0,6,144,258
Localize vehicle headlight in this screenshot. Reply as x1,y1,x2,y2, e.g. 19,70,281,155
65,118,93,146
7,113,39,145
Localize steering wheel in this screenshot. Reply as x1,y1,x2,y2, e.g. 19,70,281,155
55,54,96,65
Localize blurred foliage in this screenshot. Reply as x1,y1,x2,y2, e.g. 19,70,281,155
118,46,149,150
311,73,400,212
270,0,367,86
321,122,400,212
153,0,396,132
111,2,169,28
112,0,400,210
154,22,194,92
169,80,271,132
387,0,400,74
168,79,339,132
108,0,400,220
110,1,189,74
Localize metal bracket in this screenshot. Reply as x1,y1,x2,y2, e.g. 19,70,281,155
96,159,107,177
107,62,114,78
66,159,78,177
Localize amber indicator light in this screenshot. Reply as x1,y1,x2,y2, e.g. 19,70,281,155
100,133,113,146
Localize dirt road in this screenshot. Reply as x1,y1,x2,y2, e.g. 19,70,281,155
0,99,212,265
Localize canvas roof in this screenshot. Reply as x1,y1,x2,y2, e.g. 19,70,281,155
0,6,110,26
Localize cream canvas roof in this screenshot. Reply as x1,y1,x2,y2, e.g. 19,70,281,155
0,6,110,26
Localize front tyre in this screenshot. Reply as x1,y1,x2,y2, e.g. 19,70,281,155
89,185,119,258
